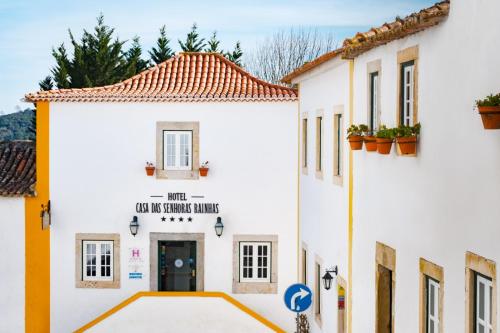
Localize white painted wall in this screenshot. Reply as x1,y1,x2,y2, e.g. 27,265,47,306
49,101,298,332
350,1,500,332
87,295,276,333
292,57,351,333
0,198,25,332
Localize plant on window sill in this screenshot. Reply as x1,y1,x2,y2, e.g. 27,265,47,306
347,125,364,150
145,162,155,176
360,124,377,152
199,161,209,177
375,125,396,155
395,123,421,155
476,93,500,129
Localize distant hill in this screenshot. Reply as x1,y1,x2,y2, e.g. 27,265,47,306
0,109,35,141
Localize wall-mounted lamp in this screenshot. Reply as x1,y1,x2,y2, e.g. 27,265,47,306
40,200,51,230
214,217,224,237
129,216,139,237
322,266,338,290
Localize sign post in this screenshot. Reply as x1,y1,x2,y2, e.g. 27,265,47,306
284,283,313,333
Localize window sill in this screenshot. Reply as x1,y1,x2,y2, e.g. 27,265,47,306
333,175,343,186
232,281,277,294
76,280,120,289
156,169,199,180
315,170,323,180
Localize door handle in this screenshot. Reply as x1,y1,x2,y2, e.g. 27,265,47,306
191,269,196,277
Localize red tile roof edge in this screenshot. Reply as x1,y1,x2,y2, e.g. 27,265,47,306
0,141,36,197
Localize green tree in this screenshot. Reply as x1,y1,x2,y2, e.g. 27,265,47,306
39,76,54,91
149,25,174,64
178,23,206,52
124,37,150,76
205,31,221,53
225,41,243,66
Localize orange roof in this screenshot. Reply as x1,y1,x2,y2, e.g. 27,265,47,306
26,53,297,103
281,1,450,83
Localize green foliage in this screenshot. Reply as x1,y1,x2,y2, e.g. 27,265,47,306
375,125,396,139
358,124,370,135
205,31,222,53
39,76,54,91
179,23,206,52
395,123,421,137
124,37,151,77
149,25,174,64
346,124,363,137
476,93,500,107
225,41,243,66
0,109,35,141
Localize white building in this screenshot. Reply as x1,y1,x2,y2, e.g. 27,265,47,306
284,0,500,332
23,52,299,332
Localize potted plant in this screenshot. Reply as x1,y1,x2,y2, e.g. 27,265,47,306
375,125,395,155
360,124,377,152
347,125,363,150
145,162,155,176
476,93,500,129
199,161,209,177
395,123,421,155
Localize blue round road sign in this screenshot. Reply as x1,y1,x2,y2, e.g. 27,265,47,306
284,283,312,313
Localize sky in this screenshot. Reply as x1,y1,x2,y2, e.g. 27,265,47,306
0,0,437,114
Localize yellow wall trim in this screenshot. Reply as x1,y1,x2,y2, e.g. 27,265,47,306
25,101,50,332
74,291,286,333
347,59,354,333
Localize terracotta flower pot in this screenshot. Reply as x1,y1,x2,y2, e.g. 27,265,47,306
376,138,393,155
145,166,155,176
348,135,363,150
478,106,500,129
397,136,417,154
199,167,209,177
364,136,377,152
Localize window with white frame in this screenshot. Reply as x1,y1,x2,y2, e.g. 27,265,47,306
370,71,379,131
239,242,271,283
316,116,323,173
475,273,493,333
163,130,192,170
426,277,440,333
82,240,113,281
400,61,415,126
333,113,343,178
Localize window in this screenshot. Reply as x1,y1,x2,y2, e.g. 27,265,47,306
475,274,493,333
302,118,308,170
83,241,113,281
426,277,440,333
465,251,496,333
315,115,323,177
333,112,343,183
301,247,307,285
314,258,322,326
232,235,278,294
376,242,395,333
164,131,192,170
400,61,415,126
239,242,271,283
370,72,379,131
156,122,199,180
76,233,120,289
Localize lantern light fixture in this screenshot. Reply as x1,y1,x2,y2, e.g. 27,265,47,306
322,266,338,290
129,216,139,237
40,200,51,230
214,216,224,237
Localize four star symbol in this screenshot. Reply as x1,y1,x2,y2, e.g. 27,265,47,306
161,216,193,222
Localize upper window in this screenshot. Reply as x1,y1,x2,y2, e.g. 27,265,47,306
83,240,113,281
333,112,343,182
475,273,493,333
239,242,271,283
156,122,199,180
400,61,415,126
369,72,379,131
316,116,323,176
164,130,192,170
302,118,308,170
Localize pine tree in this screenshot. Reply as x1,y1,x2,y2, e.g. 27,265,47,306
39,76,54,91
205,31,221,53
125,37,150,77
178,23,206,52
225,41,243,67
149,25,174,64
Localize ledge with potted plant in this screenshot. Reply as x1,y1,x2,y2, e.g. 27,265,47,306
476,93,500,129
199,161,209,177
375,125,395,155
395,123,421,155
360,124,377,152
145,162,155,176
347,125,364,150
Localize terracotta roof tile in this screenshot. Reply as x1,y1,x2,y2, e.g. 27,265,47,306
0,141,36,197
281,48,344,84
25,53,297,103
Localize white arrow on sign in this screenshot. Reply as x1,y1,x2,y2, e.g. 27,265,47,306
290,288,310,311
